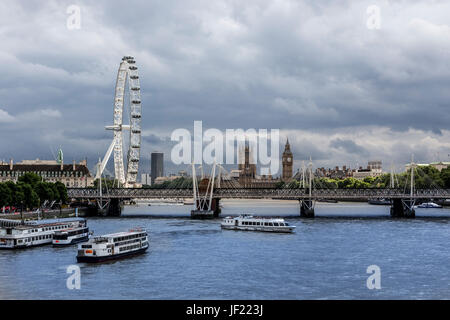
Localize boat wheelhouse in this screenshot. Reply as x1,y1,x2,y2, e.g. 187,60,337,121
53,226,90,246
0,218,87,249
221,215,296,233
76,228,148,263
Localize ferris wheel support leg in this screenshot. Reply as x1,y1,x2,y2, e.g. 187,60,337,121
97,138,116,180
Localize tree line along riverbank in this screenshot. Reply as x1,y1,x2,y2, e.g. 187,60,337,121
0,173,68,212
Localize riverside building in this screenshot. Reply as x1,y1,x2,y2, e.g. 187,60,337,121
0,159,94,187
352,160,383,180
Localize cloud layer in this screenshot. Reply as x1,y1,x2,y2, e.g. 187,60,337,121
1,0,450,175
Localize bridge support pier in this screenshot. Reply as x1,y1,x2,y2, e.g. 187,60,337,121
192,198,221,219
106,198,122,217
300,199,315,218
390,198,415,218
212,198,221,217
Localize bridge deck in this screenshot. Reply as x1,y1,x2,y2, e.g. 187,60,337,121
67,188,450,200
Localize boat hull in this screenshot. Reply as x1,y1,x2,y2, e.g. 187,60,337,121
221,225,295,233
0,240,52,250
53,235,89,247
76,246,148,263
191,210,215,219
416,204,442,209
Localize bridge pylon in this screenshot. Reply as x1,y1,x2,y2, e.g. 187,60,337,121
191,162,219,218
300,157,315,218
300,199,315,218
391,155,416,218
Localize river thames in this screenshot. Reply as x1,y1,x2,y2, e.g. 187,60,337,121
1,200,449,300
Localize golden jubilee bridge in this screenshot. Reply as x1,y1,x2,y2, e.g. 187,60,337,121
68,160,450,219
67,187,450,219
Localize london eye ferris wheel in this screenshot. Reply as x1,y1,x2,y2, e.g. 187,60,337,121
97,56,142,188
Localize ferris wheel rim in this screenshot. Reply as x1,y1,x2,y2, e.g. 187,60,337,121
112,56,142,187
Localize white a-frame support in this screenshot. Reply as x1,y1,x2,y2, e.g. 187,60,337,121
192,162,216,211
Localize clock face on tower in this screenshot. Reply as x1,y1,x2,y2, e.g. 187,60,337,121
287,157,291,162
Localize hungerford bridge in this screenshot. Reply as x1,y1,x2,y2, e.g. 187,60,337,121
68,186,450,219
68,160,450,218
73,56,449,219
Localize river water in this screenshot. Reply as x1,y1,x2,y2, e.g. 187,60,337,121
1,200,449,300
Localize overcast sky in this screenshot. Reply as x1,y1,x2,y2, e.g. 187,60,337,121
1,0,450,176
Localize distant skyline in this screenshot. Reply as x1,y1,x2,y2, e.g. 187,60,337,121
1,1,450,176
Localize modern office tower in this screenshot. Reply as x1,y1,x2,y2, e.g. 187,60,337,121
151,152,164,184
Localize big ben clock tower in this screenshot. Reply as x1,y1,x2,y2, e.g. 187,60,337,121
282,138,293,182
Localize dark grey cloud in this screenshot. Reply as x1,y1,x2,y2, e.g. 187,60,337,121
330,138,369,156
142,134,170,145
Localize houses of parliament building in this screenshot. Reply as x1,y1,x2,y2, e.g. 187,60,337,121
236,139,293,188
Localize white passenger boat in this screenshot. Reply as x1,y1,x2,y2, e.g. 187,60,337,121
0,218,87,249
221,215,296,233
76,228,148,263
415,202,443,209
53,226,91,246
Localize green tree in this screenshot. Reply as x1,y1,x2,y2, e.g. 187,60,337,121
275,181,285,189
440,167,450,188
18,173,42,187
373,173,390,188
50,183,60,202
34,182,55,203
4,181,17,205
14,184,26,208
286,180,300,188
363,176,376,185
415,166,443,188
0,183,12,208
55,181,68,203
314,178,338,189
18,183,39,209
